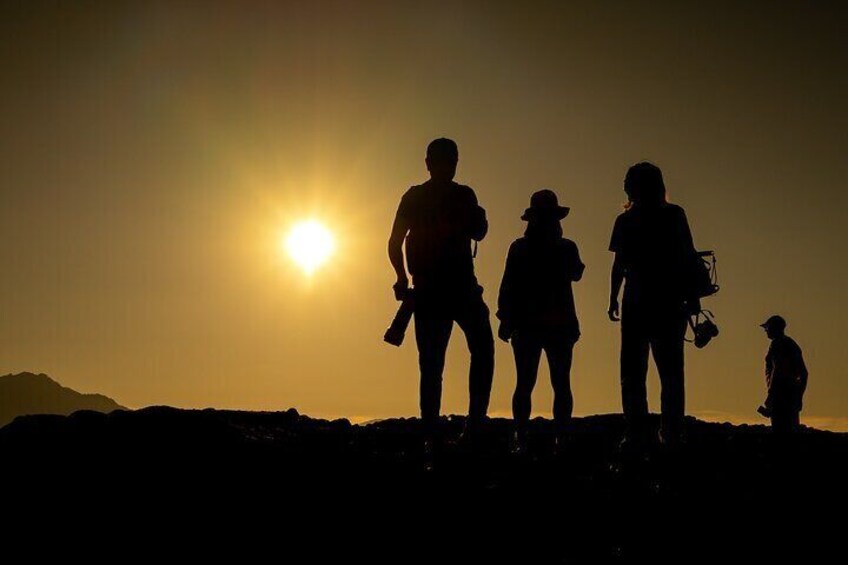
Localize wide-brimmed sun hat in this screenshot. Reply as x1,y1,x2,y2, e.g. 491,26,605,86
521,189,570,221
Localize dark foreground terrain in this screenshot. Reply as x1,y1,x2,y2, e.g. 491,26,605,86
2,407,845,561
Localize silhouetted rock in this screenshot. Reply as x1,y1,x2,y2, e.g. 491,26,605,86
1,409,843,561
0,372,125,427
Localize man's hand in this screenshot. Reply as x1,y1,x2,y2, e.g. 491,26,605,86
497,321,513,343
393,277,409,301
607,299,620,322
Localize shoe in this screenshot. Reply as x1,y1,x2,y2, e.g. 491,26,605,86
553,433,569,457
757,405,772,418
614,434,649,473
510,431,528,456
423,438,436,471
658,429,685,449
458,418,486,448
618,433,642,454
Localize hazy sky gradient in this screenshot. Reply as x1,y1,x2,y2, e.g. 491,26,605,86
1,1,846,427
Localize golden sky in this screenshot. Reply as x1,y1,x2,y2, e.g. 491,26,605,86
1,2,846,428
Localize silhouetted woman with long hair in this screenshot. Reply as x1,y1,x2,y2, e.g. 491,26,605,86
498,190,584,454
608,162,700,448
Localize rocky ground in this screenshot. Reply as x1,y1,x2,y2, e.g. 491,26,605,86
2,407,845,562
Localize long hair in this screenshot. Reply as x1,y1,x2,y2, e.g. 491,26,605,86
624,162,667,209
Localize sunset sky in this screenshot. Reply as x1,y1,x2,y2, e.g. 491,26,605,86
1,1,846,429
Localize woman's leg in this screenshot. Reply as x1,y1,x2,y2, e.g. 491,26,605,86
511,331,543,439
546,336,575,436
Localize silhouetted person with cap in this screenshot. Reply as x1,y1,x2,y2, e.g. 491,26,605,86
757,315,808,435
608,162,702,448
388,138,494,450
497,190,584,454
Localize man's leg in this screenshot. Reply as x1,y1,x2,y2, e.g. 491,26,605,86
620,320,650,442
771,411,789,436
652,316,687,444
771,405,800,437
511,331,543,440
414,303,453,437
790,410,800,431
455,292,495,424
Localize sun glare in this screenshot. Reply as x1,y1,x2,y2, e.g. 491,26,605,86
285,220,335,275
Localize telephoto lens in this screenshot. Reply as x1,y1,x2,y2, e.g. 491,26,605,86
384,291,415,347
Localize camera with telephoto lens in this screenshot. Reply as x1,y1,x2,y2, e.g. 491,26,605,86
689,310,719,348
384,288,415,347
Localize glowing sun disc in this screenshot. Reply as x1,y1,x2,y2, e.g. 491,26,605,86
285,220,335,275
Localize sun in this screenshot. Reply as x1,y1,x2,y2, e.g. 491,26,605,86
284,220,336,275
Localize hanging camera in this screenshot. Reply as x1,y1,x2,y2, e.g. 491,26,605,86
688,310,719,348
684,249,720,348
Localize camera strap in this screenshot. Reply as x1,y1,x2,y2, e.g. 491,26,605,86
685,309,716,343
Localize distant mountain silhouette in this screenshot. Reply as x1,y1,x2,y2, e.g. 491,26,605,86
1,407,844,561
0,371,125,427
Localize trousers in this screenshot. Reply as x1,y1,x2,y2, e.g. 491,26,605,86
620,302,688,441
511,329,576,433
414,286,494,432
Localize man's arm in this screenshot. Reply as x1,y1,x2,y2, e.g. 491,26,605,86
466,188,488,241
797,347,809,396
388,213,410,300
608,253,624,321
765,346,775,384
764,350,775,407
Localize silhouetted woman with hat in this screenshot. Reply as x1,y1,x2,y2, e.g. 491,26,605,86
497,189,584,454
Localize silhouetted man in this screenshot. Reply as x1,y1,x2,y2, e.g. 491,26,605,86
757,315,808,435
608,162,701,448
388,138,494,446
